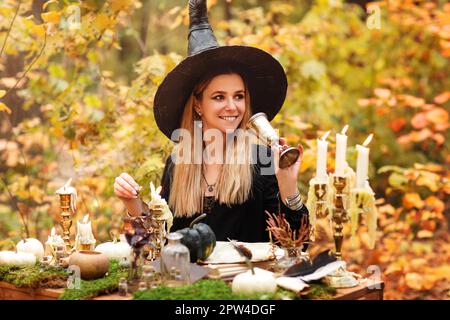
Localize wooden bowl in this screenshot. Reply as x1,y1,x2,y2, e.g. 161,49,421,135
69,250,109,280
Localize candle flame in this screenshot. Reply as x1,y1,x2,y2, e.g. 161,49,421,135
51,227,56,236
341,125,349,135
82,214,89,224
321,131,330,141
363,133,373,147
63,178,72,191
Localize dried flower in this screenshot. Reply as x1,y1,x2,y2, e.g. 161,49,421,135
266,211,310,248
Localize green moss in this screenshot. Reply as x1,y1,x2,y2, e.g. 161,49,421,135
133,279,297,300
59,260,128,300
0,261,336,300
302,283,337,300
0,264,68,288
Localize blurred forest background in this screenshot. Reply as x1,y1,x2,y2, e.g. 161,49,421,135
0,0,448,299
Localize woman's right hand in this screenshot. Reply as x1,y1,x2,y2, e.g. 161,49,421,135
114,172,141,199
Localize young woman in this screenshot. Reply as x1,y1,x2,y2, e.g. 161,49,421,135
113,0,308,242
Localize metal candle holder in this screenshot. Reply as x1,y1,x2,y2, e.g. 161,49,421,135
325,175,359,288
149,203,167,259
58,194,73,251
247,113,299,168
314,183,329,219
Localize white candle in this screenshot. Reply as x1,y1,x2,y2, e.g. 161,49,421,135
356,134,373,188
77,214,92,238
55,178,77,195
335,125,348,177
316,131,330,182
150,182,163,202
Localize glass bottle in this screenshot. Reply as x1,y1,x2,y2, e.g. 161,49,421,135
141,265,159,289
160,232,190,287
138,281,148,291
275,245,308,271
118,277,128,296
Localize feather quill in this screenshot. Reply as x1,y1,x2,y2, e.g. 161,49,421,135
227,238,254,274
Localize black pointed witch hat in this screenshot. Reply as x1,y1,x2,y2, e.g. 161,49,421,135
153,0,288,140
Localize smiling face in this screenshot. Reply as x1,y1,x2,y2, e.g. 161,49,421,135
195,73,247,135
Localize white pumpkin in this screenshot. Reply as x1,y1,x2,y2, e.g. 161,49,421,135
95,236,131,261
231,267,277,295
16,238,45,260
0,251,36,266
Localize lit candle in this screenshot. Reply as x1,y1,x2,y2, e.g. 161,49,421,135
335,125,348,177
55,178,77,195
77,214,93,238
316,131,330,182
356,134,373,188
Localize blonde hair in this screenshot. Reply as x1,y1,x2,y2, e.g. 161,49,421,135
169,70,254,217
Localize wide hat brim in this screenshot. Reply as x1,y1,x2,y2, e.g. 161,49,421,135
153,45,287,140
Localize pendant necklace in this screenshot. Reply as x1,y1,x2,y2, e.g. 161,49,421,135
201,169,216,193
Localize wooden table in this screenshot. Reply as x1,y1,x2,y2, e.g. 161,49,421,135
0,279,384,300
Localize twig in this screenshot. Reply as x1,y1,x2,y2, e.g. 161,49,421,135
0,176,29,237
0,0,21,58
3,31,47,98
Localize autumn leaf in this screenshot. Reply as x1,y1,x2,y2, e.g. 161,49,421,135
111,0,133,12
402,193,424,209
416,171,440,192
94,13,114,32
357,98,372,107
433,91,450,104
405,273,437,291
43,0,58,10
389,118,406,132
0,102,12,114
432,133,445,145
374,88,391,99
410,112,428,129
31,24,46,38
41,11,61,24
424,196,444,213
425,107,448,125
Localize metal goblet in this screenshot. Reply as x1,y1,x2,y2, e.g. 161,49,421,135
247,112,300,168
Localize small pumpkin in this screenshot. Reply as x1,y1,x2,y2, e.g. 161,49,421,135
0,251,36,267
177,214,216,263
16,238,45,260
231,267,277,295
95,234,132,261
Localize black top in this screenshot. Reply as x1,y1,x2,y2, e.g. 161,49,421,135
160,145,309,242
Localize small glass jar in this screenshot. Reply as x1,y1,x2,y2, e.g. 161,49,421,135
55,245,67,267
141,265,159,288
118,277,128,296
138,281,148,291
160,232,190,287
275,245,308,271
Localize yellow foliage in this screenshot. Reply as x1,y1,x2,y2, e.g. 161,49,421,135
402,193,424,209
94,13,114,32
0,102,11,114
41,11,61,24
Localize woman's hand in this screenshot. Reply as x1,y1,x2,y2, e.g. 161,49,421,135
114,172,141,199
271,137,303,200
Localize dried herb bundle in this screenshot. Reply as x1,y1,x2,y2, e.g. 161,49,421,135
266,211,310,248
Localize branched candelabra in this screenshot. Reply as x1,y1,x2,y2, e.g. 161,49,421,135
306,171,376,288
